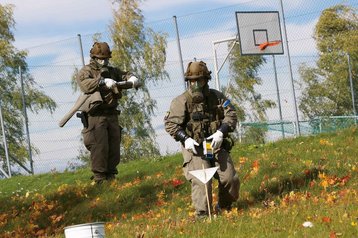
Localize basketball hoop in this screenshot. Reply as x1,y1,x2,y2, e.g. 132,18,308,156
259,40,282,50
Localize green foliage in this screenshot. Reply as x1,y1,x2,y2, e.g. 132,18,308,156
228,44,275,143
299,4,358,119
240,127,267,144
0,127,357,237
109,0,168,161
0,4,56,171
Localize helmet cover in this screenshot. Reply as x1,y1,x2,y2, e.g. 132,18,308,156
90,42,112,59
184,61,211,81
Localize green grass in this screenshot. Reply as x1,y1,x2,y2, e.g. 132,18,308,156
0,128,357,237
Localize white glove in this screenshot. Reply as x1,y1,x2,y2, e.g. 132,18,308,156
128,75,140,88
104,78,116,89
207,130,223,150
184,137,199,154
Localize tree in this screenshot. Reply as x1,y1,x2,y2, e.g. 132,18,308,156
0,4,56,174
298,4,358,119
109,0,168,161
228,44,275,143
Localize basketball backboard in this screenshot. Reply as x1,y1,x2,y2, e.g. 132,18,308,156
235,11,284,55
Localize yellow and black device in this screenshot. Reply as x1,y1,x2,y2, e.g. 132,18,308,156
203,139,213,159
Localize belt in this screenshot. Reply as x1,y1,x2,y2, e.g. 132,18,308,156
89,109,120,116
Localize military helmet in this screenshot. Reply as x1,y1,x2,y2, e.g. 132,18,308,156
184,61,211,81
90,42,112,59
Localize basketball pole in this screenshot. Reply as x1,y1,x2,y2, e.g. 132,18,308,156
212,36,238,91
279,0,301,135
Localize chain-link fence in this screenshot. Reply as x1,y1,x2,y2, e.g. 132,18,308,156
1,0,357,175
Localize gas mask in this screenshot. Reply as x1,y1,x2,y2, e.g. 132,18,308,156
95,58,109,67
189,78,209,103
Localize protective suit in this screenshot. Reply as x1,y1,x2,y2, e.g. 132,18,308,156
77,42,139,183
164,61,240,218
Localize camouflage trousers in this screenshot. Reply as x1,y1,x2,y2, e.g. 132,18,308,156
82,114,121,180
182,147,240,216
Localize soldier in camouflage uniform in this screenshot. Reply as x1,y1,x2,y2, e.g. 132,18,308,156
164,61,240,218
76,42,140,183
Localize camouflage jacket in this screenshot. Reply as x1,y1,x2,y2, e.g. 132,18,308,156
164,88,237,145
76,59,131,112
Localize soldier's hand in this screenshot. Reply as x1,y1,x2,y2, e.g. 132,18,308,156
184,137,199,154
104,78,116,89
207,130,223,150
128,75,141,89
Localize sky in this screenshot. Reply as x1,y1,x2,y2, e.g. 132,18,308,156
1,0,250,49
0,0,345,49
0,0,357,174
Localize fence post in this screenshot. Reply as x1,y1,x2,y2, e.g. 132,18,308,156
272,55,285,138
238,122,242,143
280,0,300,136
77,34,85,67
347,53,356,119
319,118,322,133
173,16,186,91
0,98,11,177
20,66,34,174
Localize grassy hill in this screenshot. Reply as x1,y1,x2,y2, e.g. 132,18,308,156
0,127,357,237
